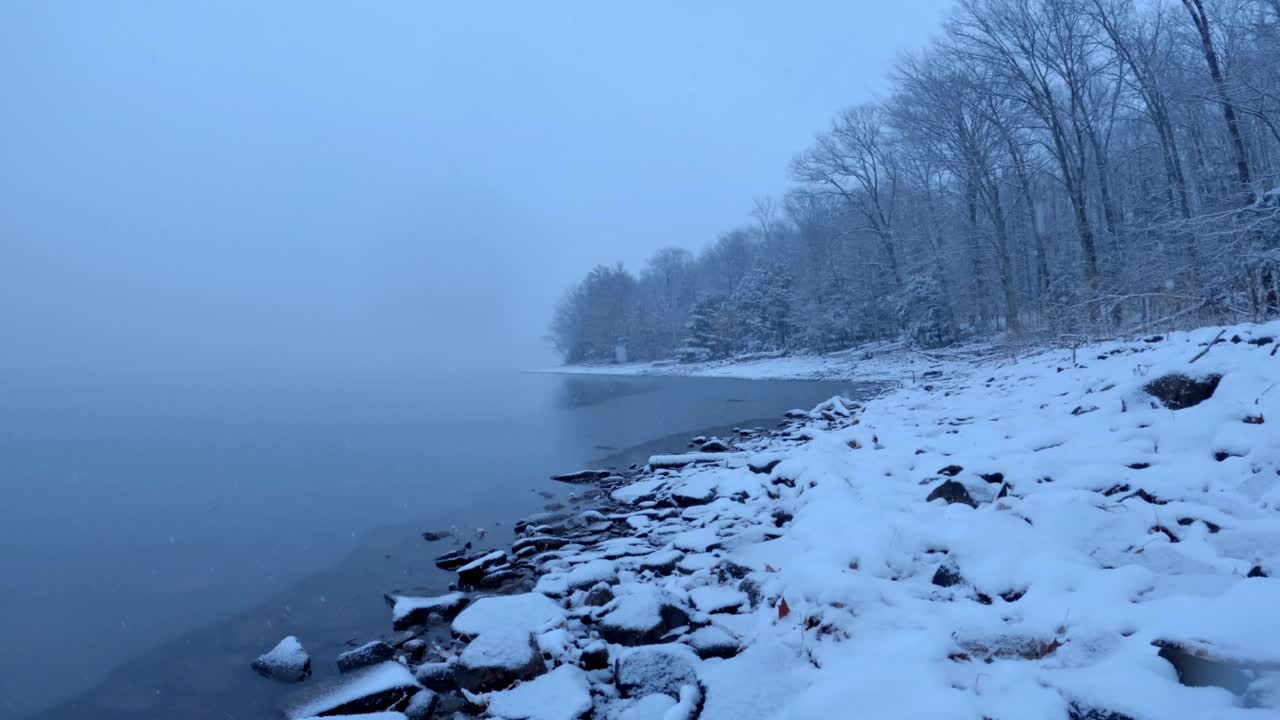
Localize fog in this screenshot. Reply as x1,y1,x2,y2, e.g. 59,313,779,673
1,1,951,380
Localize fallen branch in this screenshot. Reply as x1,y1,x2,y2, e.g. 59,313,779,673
1189,330,1227,364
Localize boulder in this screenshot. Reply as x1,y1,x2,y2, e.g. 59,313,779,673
599,586,691,646
403,688,438,720
932,564,963,588
615,645,701,699
485,665,593,720
453,632,546,692
926,480,977,508
413,661,457,691
337,641,395,674
456,550,508,586
685,625,740,659
699,439,731,453
585,583,615,607
284,662,421,719
251,635,311,683
1144,373,1223,410
386,592,470,631
580,640,610,671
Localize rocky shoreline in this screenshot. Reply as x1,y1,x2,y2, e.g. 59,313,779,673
248,322,1280,720
249,407,831,720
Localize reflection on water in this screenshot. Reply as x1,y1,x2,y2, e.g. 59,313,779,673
553,375,661,408
3,371,868,720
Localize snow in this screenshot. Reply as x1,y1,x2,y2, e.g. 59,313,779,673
485,665,593,720
458,631,539,674
284,662,419,719
452,592,566,638
515,322,1280,718
296,713,406,720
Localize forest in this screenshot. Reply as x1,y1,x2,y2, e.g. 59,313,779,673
550,0,1280,364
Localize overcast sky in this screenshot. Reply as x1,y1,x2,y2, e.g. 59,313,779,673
0,0,952,379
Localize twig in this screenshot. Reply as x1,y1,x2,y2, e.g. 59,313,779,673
1189,330,1227,364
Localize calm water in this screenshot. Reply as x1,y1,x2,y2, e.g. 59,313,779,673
0,371,865,719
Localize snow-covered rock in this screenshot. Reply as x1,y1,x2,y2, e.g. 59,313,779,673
387,591,469,630
337,641,395,674
599,584,691,646
614,645,701,699
251,635,311,683
454,631,546,692
485,665,593,720
283,662,421,719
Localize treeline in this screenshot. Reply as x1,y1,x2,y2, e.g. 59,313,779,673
551,0,1280,365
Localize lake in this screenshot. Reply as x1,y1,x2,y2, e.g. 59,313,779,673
0,370,867,719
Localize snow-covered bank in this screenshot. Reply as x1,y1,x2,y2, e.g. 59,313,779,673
255,321,1280,719
539,340,978,382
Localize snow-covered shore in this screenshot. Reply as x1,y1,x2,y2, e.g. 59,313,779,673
539,340,977,383
256,322,1280,719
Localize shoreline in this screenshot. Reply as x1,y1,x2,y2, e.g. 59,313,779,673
242,320,1279,719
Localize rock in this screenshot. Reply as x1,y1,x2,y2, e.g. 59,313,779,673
433,549,473,571
1248,565,1268,578
699,439,731,453
615,645,700,699
421,530,451,542
1248,336,1274,346
672,485,716,507
413,661,457,691
457,550,508,586
599,586,691,646
486,665,593,720
580,640,610,670
1144,373,1223,410
926,480,977,508
403,688,438,720
1155,640,1252,695
400,639,427,664
771,509,793,527
453,632,546,692
738,578,762,607
689,585,748,614
387,592,470,631
932,564,963,588
685,625,740,659
1068,705,1136,720
585,583,615,607
978,472,1004,484
748,458,782,475
938,465,963,477
633,549,682,575
252,635,311,683
284,662,421,719
337,641,395,674
550,469,612,484
512,534,570,554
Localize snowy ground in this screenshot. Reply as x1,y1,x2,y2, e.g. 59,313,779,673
257,321,1280,719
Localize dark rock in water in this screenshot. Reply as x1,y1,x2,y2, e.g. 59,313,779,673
1068,704,1136,720
938,465,964,477
421,530,451,542
1145,373,1223,410
434,549,474,571
404,688,439,720
512,534,570,554
585,583,615,607
580,640,610,671
748,458,782,475
337,641,395,674
414,661,457,691
978,472,1004,484
453,633,546,692
457,550,508,586
551,469,612,484
926,480,977,508
252,635,311,683
477,568,522,589
615,645,700,699
283,662,421,718
932,565,963,588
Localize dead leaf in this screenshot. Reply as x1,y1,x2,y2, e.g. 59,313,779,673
765,564,778,573
1244,414,1265,425
778,597,791,620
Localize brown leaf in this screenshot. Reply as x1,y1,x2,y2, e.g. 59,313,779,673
765,564,778,573
778,597,791,620
831,601,847,609
1244,414,1265,425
